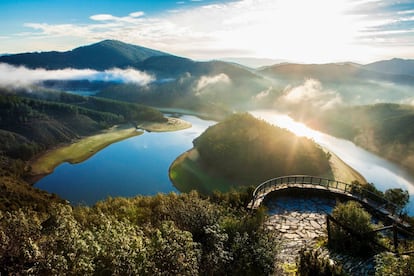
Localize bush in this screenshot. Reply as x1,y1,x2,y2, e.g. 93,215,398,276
329,201,376,256
298,249,345,276
375,252,414,276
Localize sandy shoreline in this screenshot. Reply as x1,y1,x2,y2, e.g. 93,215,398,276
328,151,366,184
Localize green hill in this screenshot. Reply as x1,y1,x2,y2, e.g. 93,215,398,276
170,113,331,193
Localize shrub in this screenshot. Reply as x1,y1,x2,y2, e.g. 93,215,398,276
329,201,376,256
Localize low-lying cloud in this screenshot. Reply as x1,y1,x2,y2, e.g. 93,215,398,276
0,63,154,88
253,86,272,101
280,78,343,110
195,73,231,94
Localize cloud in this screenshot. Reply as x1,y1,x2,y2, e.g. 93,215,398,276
253,86,272,101
90,14,118,21
90,11,145,22
195,73,231,93
129,11,145,18
0,63,154,88
10,0,414,63
280,79,343,110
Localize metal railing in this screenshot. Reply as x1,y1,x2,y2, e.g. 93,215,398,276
250,175,397,214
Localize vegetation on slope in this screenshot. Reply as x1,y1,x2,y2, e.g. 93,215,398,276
0,91,165,161
194,113,331,182
171,113,331,193
0,191,279,275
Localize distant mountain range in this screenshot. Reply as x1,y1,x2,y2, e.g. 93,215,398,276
258,62,414,85
218,57,289,68
1,39,414,108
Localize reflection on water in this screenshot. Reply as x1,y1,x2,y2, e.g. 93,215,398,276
251,110,414,214
35,115,216,205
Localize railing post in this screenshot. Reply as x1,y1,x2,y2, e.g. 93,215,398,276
393,224,399,253
326,215,331,247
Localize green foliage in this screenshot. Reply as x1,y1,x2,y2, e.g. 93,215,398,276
384,188,409,215
329,201,377,256
0,191,280,275
194,113,331,185
375,252,414,276
148,221,201,275
297,249,346,276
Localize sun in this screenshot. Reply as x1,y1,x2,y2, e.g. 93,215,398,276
222,0,362,63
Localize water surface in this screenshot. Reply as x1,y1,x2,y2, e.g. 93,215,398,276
35,115,215,205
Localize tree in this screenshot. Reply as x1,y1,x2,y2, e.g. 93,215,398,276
384,188,409,215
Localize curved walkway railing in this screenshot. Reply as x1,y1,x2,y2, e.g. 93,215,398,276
248,175,410,228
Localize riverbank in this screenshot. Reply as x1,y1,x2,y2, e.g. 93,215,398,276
327,151,366,184
29,124,142,177
137,117,192,132
30,117,192,178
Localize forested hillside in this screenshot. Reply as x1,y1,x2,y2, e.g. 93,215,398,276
0,90,165,161
194,113,331,182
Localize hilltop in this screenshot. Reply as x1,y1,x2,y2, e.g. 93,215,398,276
0,40,170,70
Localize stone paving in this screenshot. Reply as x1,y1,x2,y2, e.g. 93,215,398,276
264,196,376,275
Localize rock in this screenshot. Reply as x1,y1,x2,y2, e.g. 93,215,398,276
310,220,321,229
284,233,300,239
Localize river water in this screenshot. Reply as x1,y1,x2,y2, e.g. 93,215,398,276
36,111,414,213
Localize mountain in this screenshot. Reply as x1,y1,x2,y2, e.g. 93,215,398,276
99,56,271,110
363,58,414,77
257,62,414,84
256,62,414,106
219,57,289,68
0,40,170,70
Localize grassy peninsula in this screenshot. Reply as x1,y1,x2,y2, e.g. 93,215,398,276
30,125,143,176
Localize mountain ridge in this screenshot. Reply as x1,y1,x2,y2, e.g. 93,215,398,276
363,58,414,77
0,40,170,70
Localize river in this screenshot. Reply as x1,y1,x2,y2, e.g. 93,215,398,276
36,111,414,214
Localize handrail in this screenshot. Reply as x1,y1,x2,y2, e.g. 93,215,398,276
250,175,398,214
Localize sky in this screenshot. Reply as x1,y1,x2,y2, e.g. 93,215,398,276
1,0,414,63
